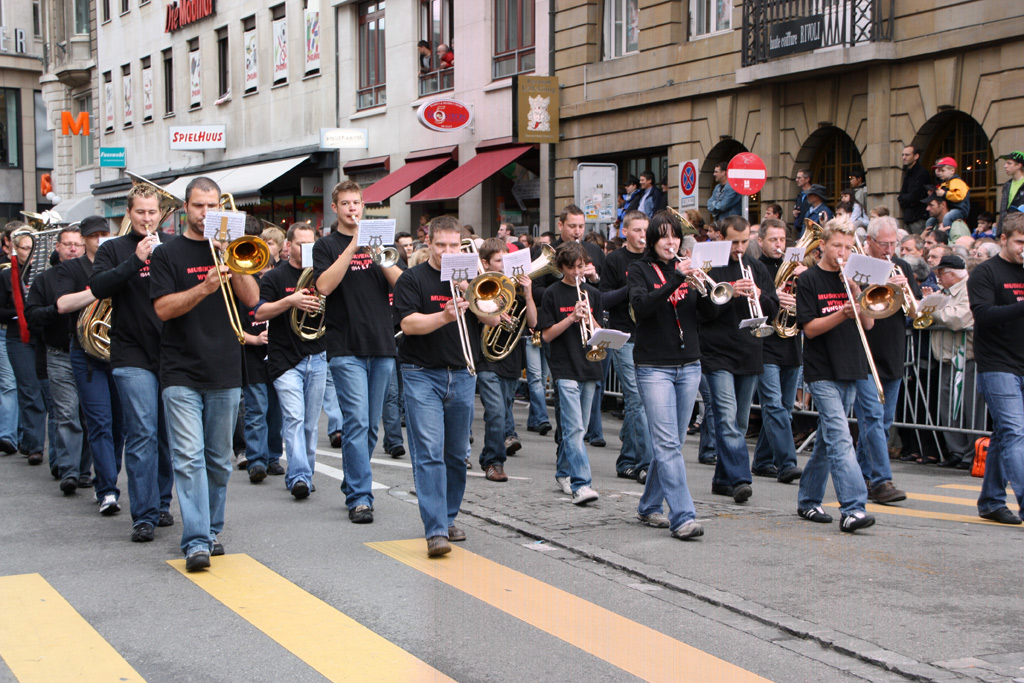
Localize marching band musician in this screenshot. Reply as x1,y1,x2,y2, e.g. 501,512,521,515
700,215,778,504
254,224,327,500
628,211,713,539
150,177,260,572
90,186,176,541
56,217,125,518
313,180,403,526
794,219,876,532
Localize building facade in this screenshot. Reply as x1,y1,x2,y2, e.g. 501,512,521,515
553,0,1024,229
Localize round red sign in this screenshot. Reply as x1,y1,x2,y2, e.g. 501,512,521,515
416,98,474,133
727,152,767,196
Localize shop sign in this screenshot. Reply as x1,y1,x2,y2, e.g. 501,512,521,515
99,147,127,168
165,0,216,33
767,15,823,59
61,111,90,136
416,98,473,133
320,128,368,150
0,27,28,54
513,75,559,145
142,67,154,120
169,125,226,150
123,73,133,126
300,177,323,196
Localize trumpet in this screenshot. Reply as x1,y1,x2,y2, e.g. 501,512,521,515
365,239,400,268
837,257,886,404
686,265,734,305
575,276,606,362
740,261,774,337
289,267,327,341
209,193,272,344
912,310,935,330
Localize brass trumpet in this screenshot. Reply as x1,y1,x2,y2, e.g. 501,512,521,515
575,276,606,362
366,241,400,268
687,266,734,305
290,267,326,341
740,260,774,338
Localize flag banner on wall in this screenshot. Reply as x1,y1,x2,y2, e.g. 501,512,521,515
190,51,202,107
123,73,133,126
304,11,320,72
244,29,258,90
105,80,115,130
142,67,154,120
273,18,288,81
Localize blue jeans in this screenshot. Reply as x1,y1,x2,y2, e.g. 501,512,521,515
6,333,45,453
697,374,717,463
330,355,394,510
975,372,1024,519
753,364,800,475
323,369,343,435
382,363,404,451
274,353,327,490
113,367,174,527
609,342,653,474
401,365,474,538
706,370,757,487
0,326,18,444
242,382,283,470
636,363,702,530
524,340,550,427
477,371,517,468
71,347,124,500
555,379,595,492
585,372,605,442
798,380,869,515
47,350,88,481
854,376,902,488
162,385,241,555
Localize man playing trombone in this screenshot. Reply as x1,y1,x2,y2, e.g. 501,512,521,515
150,177,259,571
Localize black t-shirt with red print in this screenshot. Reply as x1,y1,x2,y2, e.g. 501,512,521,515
394,261,480,370
258,262,327,380
538,279,604,383
968,254,1024,374
796,263,869,383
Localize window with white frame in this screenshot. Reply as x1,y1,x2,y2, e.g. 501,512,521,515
604,0,639,59
691,0,731,37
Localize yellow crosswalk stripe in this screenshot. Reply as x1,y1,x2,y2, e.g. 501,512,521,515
0,573,146,683
824,502,1007,525
936,484,1013,494
368,539,771,683
907,492,1018,510
168,554,453,683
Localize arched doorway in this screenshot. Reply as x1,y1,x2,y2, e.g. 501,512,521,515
917,112,996,224
702,139,759,225
803,127,864,207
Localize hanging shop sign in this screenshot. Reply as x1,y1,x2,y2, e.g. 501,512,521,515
416,98,473,133
169,125,226,150
165,0,216,33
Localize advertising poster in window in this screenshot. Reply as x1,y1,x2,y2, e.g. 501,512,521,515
304,11,320,72
123,73,133,125
244,29,258,90
142,67,154,120
273,18,288,81
189,51,202,107
104,81,115,130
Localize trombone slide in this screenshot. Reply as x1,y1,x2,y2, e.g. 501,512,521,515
837,258,885,404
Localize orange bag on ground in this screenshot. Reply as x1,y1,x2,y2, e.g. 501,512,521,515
972,437,989,478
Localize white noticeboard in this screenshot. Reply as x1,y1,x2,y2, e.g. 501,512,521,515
574,163,618,225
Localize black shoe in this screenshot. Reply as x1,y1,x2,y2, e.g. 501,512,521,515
60,476,78,495
291,481,310,500
158,511,175,527
636,468,648,485
77,474,93,488
732,483,752,503
937,456,962,469
751,466,779,478
979,507,1022,525
957,456,975,471
131,523,155,543
798,506,833,524
248,465,267,484
711,483,734,497
777,466,802,484
211,539,225,556
840,511,876,533
267,462,285,476
699,456,717,465
388,445,406,458
185,550,211,572
686,421,701,435
539,422,552,436
27,452,43,466
329,431,342,448
589,438,606,447
349,505,374,524
617,467,637,480
0,438,15,454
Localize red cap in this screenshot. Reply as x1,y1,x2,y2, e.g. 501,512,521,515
932,156,957,169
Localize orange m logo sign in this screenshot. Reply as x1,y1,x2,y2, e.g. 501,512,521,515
61,111,90,136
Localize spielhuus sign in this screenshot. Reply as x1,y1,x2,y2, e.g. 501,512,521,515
165,0,216,33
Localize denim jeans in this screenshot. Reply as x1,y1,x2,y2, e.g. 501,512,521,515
274,353,327,490
0,326,18,444
636,363,702,530
381,363,404,451
585,372,605,442
6,333,45,453
241,382,283,470
854,376,902,488
71,348,124,500
524,340,550,428
477,371,518,468
697,374,717,463
975,372,1024,519
40,378,57,471
401,365,474,539
46,350,87,481
753,364,800,474
330,355,394,510
162,385,241,555
706,370,758,487
323,369,343,435
798,380,868,515
113,366,175,527
609,342,653,474
555,379,595,492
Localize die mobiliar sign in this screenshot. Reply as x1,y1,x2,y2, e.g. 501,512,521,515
169,125,226,150
165,0,216,33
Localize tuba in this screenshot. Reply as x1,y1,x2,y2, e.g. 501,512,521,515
290,267,326,341
481,243,561,362
771,218,822,338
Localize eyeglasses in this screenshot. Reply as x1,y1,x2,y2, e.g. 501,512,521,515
870,239,899,248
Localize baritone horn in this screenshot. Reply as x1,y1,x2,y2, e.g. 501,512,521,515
772,218,822,338
460,239,517,319
481,243,561,362
290,267,326,341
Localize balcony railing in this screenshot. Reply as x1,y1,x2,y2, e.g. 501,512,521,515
419,67,454,97
741,0,894,67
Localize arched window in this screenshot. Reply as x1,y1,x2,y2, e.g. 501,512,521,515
924,114,996,222
810,128,863,206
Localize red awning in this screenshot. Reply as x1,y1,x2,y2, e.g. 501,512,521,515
409,145,533,204
362,157,451,205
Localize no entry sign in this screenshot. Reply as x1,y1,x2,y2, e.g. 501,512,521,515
727,153,767,196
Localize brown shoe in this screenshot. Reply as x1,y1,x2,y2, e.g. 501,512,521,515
447,525,466,542
868,481,907,505
485,463,508,482
427,535,451,557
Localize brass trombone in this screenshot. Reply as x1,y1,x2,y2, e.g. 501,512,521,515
450,277,477,376
289,267,327,341
575,276,606,362
851,234,904,319
686,264,734,305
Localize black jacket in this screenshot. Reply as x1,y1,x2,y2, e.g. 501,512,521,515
898,162,931,224
997,177,1024,236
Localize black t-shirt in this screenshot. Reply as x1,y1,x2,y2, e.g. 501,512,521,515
242,297,269,386
0,268,16,325
394,261,480,369
258,263,327,380
149,235,243,390
312,231,396,359
538,279,604,383
628,258,706,367
530,238,605,308
25,265,74,351
758,254,802,367
90,231,173,372
968,254,1024,375
797,264,868,383
863,255,921,380
476,292,525,379
55,256,94,351
600,247,644,336
697,256,778,375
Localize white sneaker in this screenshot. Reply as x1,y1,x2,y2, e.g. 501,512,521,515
572,486,599,505
555,476,572,495
99,494,120,516
671,520,704,539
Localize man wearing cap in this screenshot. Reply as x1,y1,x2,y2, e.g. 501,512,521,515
997,152,1024,236
622,176,642,214
707,163,742,222
848,168,867,213
929,157,970,230
898,145,931,235
804,184,834,226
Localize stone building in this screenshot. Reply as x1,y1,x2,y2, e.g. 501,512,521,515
553,0,1024,231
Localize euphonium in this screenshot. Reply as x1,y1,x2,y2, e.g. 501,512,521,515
290,267,326,341
852,234,904,319
771,218,822,338
460,239,518,319
481,243,561,362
